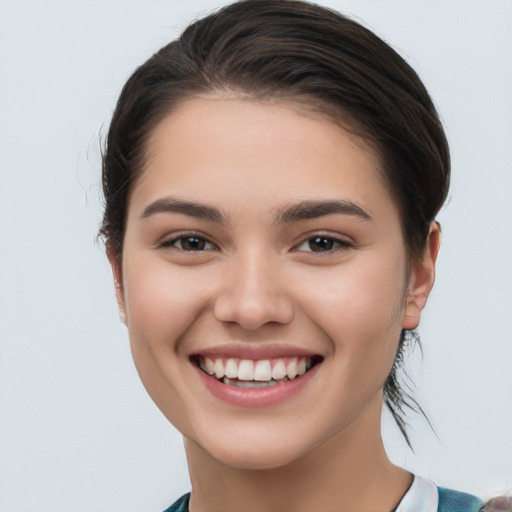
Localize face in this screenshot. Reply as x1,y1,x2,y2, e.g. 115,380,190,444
115,98,432,470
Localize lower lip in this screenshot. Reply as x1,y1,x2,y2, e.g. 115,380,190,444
195,363,320,407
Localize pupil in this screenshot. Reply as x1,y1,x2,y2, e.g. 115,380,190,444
183,237,205,250
309,237,333,252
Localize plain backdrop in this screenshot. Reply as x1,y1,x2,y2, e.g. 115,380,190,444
1,1,511,511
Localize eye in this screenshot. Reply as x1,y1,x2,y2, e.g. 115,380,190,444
161,234,215,252
296,235,351,253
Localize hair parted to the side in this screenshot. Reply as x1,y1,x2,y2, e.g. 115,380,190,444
100,0,450,448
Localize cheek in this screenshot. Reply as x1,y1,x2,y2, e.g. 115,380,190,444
307,251,404,321
119,257,211,428
298,252,406,368
122,258,207,356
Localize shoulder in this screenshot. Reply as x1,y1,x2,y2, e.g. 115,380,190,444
437,486,482,512
162,492,190,512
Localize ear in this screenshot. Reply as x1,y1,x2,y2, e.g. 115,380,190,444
107,247,127,326
401,221,441,330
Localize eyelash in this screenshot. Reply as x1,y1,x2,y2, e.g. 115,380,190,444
160,232,217,252
294,235,353,253
160,232,352,254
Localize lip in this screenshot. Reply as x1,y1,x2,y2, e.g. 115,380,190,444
189,343,320,360
193,358,321,407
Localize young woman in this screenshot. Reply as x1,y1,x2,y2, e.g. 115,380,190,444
100,1,483,510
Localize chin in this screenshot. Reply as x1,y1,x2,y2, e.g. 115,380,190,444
214,446,303,471
196,431,312,471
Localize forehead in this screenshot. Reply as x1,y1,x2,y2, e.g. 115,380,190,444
130,97,396,223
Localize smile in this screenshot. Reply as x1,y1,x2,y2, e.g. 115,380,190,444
192,355,323,388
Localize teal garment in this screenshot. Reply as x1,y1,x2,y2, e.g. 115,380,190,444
162,493,189,512
162,487,482,512
438,486,482,511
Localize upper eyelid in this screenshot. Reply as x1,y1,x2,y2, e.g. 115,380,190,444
159,231,217,248
158,230,353,249
292,233,354,253
294,231,353,245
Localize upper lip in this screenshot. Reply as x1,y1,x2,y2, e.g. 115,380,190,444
189,343,322,360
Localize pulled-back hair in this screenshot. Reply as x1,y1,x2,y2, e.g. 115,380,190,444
101,0,450,447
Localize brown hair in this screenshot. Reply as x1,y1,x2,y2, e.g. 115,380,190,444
100,0,450,447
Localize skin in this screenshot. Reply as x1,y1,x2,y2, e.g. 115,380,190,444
110,98,440,512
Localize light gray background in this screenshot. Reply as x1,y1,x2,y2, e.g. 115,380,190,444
1,1,511,511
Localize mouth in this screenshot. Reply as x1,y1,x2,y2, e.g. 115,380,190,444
190,354,324,388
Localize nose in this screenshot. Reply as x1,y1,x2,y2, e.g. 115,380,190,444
213,251,295,330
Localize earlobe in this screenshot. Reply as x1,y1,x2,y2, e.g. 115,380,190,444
401,221,441,330
107,247,127,326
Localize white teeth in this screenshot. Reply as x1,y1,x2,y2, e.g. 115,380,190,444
286,359,298,379
223,377,278,388
214,358,225,379
297,358,307,376
271,360,287,380
238,359,255,380
198,356,316,382
205,357,215,375
254,360,272,381
225,358,238,379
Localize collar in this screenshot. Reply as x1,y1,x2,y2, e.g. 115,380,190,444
396,475,438,512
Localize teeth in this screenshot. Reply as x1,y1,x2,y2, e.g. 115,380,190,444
223,377,278,388
271,360,287,380
197,356,315,382
286,359,298,379
205,357,215,375
238,359,255,380
214,358,225,379
225,358,238,379
254,360,272,381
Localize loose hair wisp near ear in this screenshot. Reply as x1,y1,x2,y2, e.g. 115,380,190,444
100,0,450,448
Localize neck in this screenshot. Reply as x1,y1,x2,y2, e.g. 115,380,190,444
184,404,411,512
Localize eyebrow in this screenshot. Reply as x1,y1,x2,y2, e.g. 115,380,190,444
141,196,227,225
140,196,372,225
275,199,372,224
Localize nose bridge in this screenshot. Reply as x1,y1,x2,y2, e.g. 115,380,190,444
213,246,294,329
